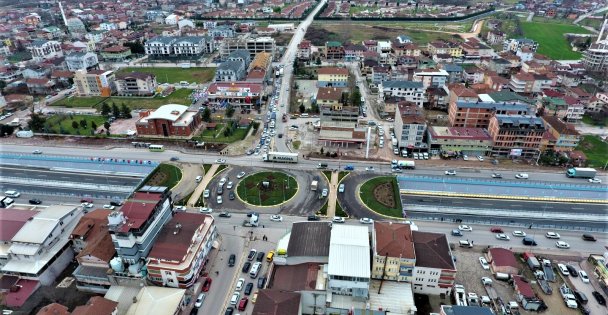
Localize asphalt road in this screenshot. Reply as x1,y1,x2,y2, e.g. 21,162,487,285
0,165,142,186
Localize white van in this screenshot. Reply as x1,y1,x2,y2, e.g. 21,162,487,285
515,173,529,179
5,190,20,198
249,262,261,278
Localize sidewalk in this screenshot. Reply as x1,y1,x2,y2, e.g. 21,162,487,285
187,164,219,207
326,171,339,217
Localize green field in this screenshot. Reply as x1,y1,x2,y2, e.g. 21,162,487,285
195,124,251,143
359,176,403,218
52,89,194,110
116,67,216,84
576,135,608,168
44,114,107,135
236,172,298,206
145,163,183,189
520,21,591,59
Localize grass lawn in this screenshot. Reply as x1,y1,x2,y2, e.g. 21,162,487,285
335,201,347,217
116,67,216,84
582,115,608,126
203,164,212,174
359,176,403,218
338,171,349,182
520,21,591,60
576,135,608,168
322,170,332,181
52,89,194,110
145,163,183,189
236,171,298,206
196,125,250,143
318,200,328,215
44,114,107,135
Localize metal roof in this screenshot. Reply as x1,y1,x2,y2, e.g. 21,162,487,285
328,225,370,278
11,205,77,244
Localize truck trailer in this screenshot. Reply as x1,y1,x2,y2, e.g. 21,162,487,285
263,152,298,163
397,160,416,169
566,167,597,178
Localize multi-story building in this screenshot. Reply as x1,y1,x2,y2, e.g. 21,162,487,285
488,115,545,157
206,81,263,110
371,222,416,282
100,45,132,61
219,35,275,60
30,39,63,61
371,66,391,85
427,127,493,157
247,52,272,83
448,100,532,128
412,231,456,295
0,209,38,268
442,64,464,84
394,103,426,151
503,38,539,53
486,30,506,45
147,213,217,288
145,36,211,59
317,67,348,87
325,41,344,60
317,87,343,109
327,225,370,299
1,205,84,286
427,40,463,57
0,42,11,56
115,72,158,96
65,52,99,72
413,69,449,89
297,40,312,60
136,104,202,137
541,116,580,152
379,80,424,108
582,19,608,73
73,69,115,97
215,60,246,82
210,26,235,38
344,43,366,62
106,187,173,281
227,49,252,70
393,42,421,57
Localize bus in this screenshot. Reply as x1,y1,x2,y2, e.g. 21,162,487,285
149,145,165,152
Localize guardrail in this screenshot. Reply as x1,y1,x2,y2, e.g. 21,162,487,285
401,189,607,204
0,153,159,167
1,176,134,193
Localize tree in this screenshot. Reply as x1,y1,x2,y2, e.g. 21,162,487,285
299,104,306,113
28,113,47,132
100,103,111,116
202,107,211,122
350,89,362,107
103,121,111,132
123,42,145,54
72,121,79,130
0,80,6,92
120,104,132,118
91,121,98,131
79,119,87,128
112,103,120,118
225,105,235,118
0,124,15,137
273,7,281,13
315,57,322,65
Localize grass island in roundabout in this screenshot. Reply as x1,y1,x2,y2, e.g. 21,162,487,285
236,171,298,206
359,176,403,217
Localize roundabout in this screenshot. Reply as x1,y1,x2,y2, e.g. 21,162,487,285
236,171,298,206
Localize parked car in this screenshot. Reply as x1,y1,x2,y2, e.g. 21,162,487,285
479,257,490,270
228,254,236,267
194,293,206,308
257,277,266,288
332,217,345,223
29,199,42,205
307,215,320,221
202,277,212,292
242,262,251,273
236,278,245,291
244,282,254,295
247,249,257,261
592,291,606,305
359,218,373,224
270,215,283,222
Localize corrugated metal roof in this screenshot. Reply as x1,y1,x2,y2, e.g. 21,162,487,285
328,225,370,278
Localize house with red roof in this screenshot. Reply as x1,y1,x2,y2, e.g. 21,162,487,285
487,248,519,275
513,275,544,311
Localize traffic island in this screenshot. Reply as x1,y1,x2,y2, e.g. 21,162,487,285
143,163,183,189
236,171,298,206
359,176,403,218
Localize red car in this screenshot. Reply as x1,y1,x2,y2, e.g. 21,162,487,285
202,277,212,292
80,198,93,203
490,227,504,233
238,297,249,311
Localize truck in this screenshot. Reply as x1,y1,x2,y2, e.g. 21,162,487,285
279,68,284,76
311,180,318,191
263,152,298,163
534,270,553,295
391,138,398,148
560,284,578,309
397,160,416,169
566,167,597,178
243,212,259,227
523,252,541,270
454,284,467,306
541,259,555,282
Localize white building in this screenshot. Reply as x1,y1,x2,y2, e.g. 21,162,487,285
503,38,539,53
328,225,370,299
411,231,457,295
145,36,211,58
30,39,63,61
379,80,424,108
1,205,84,285
165,14,180,25
85,31,105,43
394,103,427,151
268,23,295,32
413,69,449,89
65,51,99,71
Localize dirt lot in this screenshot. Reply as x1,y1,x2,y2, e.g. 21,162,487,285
451,247,580,315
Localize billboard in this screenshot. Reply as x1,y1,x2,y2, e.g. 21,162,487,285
510,149,522,156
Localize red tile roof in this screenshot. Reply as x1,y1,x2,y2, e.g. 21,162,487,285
148,213,208,261
488,248,518,269
0,209,38,240
36,303,70,315
317,87,343,101
72,296,118,315
270,263,319,291
118,192,162,233
5,279,39,308
513,276,535,298
317,67,348,76
208,82,263,94
374,222,415,259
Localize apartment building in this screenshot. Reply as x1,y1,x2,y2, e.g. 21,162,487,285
30,39,63,61
371,66,391,85
206,81,263,109
325,41,344,60
541,116,580,151
115,72,158,96
215,60,246,82
448,100,532,128
427,40,463,57
147,213,217,288
413,69,449,89
317,67,349,87
145,36,211,59
503,38,539,53
219,35,275,60
371,222,416,282
297,40,312,60
583,41,608,73
100,45,132,61
394,103,426,150
65,52,99,72
488,115,545,157
74,69,115,97
379,80,424,108
412,231,456,295
427,126,493,157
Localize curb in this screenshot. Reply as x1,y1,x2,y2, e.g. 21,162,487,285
401,190,607,204
235,171,299,208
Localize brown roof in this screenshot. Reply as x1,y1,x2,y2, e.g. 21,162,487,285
412,231,455,270
71,296,118,315
73,210,115,263
397,103,425,124
147,213,208,261
542,116,579,136
0,209,38,241
51,70,74,78
488,248,518,269
269,263,319,291
568,150,586,160
373,222,415,259
287,222,331,257
252,290,301,315
36,303,70,315
103,45,130,53
317,67,348,76
317,87,343,102
452,85,478,98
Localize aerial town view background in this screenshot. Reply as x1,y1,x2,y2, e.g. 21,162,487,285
0,0,607,315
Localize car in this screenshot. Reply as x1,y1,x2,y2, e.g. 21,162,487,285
242,262,251,273
215,159,226,164
522,237,537,246
103,205,116,210
555,241,570,249
196,176,203,183
481,277,493,285
515,173,529,179
344,165,354,171
592,291,606,305
230,292,240,305
226,181,233,189
462,155,469,161
257,277,266,288
202,277,212,292
238,297,249,311
359,218,374,224
338,184,345,193
391,168,403,173
247,249,257,261
29,198,42,205
582,234,597,241
321,189,328,197
490,227,504,233
110,200,123,206
495,234,510,241
458,225,472,231
32,150,43,154
80,198,94,203
81,202,94,208
173,205,186,211
252,292,258,303
256,252,265,262
228,191,235,200
219,211,232,218
194,293,206,308
170,157,179,161
365,166,375,171
270,215,283,222
237,171,246,179
228,254,236,267
545,231,560,239
579,270,590,283
491,173,502,178
566,264,578,277
307,215,320,221
217,186,224,195
445,170,457,176
588,178,602,183
479,257,490,270
244,282,254,295
477,156,484,161
332,216,345,223
512,230,526,237
246,149,254,155
199,207,213,213
236,278,245,291
558,263,570,276
451,229,463,236
216,196,223,204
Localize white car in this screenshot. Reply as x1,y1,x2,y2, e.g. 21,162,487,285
270,215,283,222
203,189,210,198
81,203,94,208
589,178,602,183
216,196,223,204
236,278,245,291
321,189,328,197
230,292,240,305
579,270,590,283
512,230,527,237
359,218,374,224
445,170,457,176
555,241,570,249
479,257,490,270
495,233,510,241
481,277,493,285
103,205,115,210
226,181,233,189
463,155,469,161
477,155,484,161
338,184,345,193
332,216,345,223
365,166,375,171
194,293,206,308
237,172,246,179
545,231,560,239
215,159,226,164
199,207,213,213
32,150,43,154
458,225,472,231
173,205,186,211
